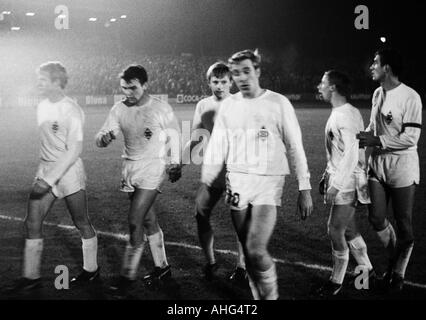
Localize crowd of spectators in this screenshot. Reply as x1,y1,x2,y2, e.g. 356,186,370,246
1,31,377,99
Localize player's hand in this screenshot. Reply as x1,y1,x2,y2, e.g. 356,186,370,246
356,131,381,148
166,164,182,183
30,178,51,199
325,186,339,204
297,189,313,220
97,131,116,147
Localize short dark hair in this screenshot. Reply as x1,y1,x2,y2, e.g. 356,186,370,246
375,48,403,77
120,64,148,85
325,70,352,98
38,61,68,89
206,61,232,81
228,49,261,69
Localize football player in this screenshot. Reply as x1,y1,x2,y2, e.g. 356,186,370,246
202,49,313,299
316,70,375,297
9,61,99,293
186,62,247,283
96,65,182,297
358,48,422,292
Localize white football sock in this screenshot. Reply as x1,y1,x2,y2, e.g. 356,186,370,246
330,248,349,284
23,238,43,279
148,229,168,268
376,222,396,255
82,236,98,272
348,236,373,270
247,272,261,300
255,263,279,300
121,242,145,280
393,242,414,278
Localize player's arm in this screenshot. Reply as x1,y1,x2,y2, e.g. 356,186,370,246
182,101,206,165
160,106,183,182
201,106,228,187
280,99,313,220
95,105,120,148
378,96,422,150
41,110,84,189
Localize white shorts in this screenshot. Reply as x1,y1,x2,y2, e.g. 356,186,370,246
225,172,285,211
35,158,86,199
120,159,166,192
368,152,420,188
326,172,370,206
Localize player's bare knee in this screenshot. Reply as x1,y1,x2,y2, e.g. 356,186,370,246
195,201,212,218
24,215,42,232
327,223,343,239
368,214,386,231
143,219,159,235
128,222,142,237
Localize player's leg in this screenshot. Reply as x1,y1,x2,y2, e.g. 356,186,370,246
143,206,172,283
228,238,248,284
17,192,56,290
316,204,355,296
195,183,222,279
368,180,396,278
388,184,416,291
345,214,374,273
65,190,99,283
243,205,278,300
231,207,258,297
121,188,158,280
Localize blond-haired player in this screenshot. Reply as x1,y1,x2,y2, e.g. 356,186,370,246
188,62,247,283
10,61,99,293
96,65,182,297
202,50,313,300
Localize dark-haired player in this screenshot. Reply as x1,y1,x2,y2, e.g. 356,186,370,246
358,48,422,292
96,65,182,296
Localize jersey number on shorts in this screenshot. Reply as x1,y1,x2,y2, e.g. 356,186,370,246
226,190,240,207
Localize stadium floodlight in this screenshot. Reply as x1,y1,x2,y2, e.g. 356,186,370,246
26,12,35,16
11,26,21,31
89,17,97,22
120,15,127,19
2,11,11,15
380,37,386,43
110,18,117,22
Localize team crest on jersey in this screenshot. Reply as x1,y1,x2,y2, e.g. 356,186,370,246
144,128,153,139
52,121,59,133
258,126,269,139
385,111,393,124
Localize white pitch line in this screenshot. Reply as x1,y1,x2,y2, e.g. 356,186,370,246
1,213,425,290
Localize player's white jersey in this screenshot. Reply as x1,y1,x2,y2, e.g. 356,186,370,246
203,90,311,190
325,103,366,191
192,95,222,133
36,96,85,186
97,96,181,163
366,83,422,153
37,96,84,161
